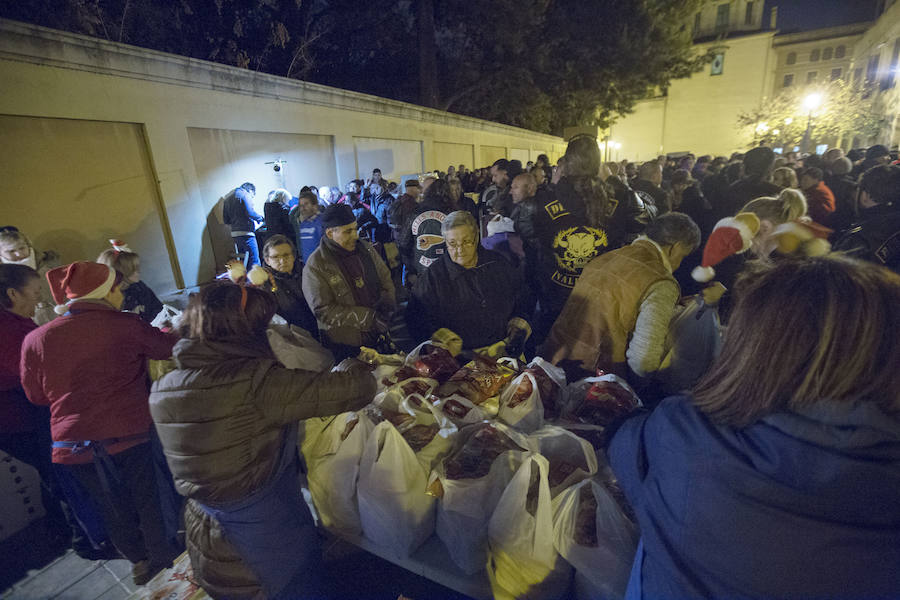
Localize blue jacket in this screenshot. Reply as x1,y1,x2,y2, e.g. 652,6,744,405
297,214,324,262
608,395,900,599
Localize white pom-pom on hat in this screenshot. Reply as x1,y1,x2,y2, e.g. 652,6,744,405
692,213,761,282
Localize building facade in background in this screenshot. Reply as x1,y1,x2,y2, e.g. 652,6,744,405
612,0,900,160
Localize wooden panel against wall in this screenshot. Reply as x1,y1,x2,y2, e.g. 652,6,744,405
353,137,423,182
0,115,177,293
479,145,507,166
187,128,336,271
432,142,475,172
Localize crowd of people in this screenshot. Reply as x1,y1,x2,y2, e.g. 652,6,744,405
1,132,899,599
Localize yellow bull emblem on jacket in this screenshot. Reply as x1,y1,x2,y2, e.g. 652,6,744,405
553,226,608,273
416,234,445,251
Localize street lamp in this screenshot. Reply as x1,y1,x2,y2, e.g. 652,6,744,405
800,92,823,153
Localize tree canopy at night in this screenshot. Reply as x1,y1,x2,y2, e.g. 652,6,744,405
738,79,885,149
1,0,712,135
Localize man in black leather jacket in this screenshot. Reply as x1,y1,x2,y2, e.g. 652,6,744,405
833,164,900,274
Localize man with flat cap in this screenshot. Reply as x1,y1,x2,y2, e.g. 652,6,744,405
302,203,396,360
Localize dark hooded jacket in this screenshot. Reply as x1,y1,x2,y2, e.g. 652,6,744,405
608,395,900,599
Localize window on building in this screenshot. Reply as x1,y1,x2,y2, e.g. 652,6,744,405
693,12,701,35
745,1,755,25
715,3,730,33
783,74,794,87
823,47,833,60
889,38,900,88
787,52,797,65
867,54,880,83
864,55,879,97
810,49,820,62
831,68,842,80
835,45,846,59
807,71,818,83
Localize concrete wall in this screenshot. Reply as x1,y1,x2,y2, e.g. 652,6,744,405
0,19,566,292
613,32,778,159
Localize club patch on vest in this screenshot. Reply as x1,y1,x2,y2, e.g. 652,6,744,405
551,226,608,288
544,200,569,220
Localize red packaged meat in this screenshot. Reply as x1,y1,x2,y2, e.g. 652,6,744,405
573,484,599,547
437,354,516,404
411,344,459,383
443,423,525,480
572,374,639,426
381,365,419,387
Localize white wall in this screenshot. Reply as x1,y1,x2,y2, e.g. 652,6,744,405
0,19,566,291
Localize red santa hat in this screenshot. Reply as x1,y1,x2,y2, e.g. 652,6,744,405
692,212,761,282
46,262,118,314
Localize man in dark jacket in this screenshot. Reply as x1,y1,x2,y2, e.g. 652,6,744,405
302,204,396,360
398,179,455,278
631,161,671,216
262,235,318,335
263,189,293,239
833,164,900,273
824,157,858,233
406,211,530,352
717,147,781,221
389,179,420,242
223,182,263,266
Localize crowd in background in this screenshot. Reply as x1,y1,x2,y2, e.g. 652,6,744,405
2,132,899,599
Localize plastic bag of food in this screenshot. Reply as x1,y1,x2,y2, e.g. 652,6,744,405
267,323,334,372
358,421,437,557
525,357,567,419
405,341,459,383
433,394,491,427
528,425,597,498
487,453,573,600
436,354,517,405
563,373,641,427
301,412,374,534
552,478,638,600
498,370,545,433
427,422,532,574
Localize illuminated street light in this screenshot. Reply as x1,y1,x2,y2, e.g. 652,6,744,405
800,92,825,153
803,92,823,111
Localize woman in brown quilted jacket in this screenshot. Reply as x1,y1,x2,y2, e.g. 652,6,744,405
149,282,375,599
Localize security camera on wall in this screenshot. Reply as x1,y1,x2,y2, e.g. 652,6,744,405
266,159,287,173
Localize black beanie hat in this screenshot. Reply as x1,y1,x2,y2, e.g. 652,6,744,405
321,204,356,229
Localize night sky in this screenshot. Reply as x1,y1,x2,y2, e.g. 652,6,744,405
764,0,880,32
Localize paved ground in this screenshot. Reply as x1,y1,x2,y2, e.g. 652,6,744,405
1,518,474,600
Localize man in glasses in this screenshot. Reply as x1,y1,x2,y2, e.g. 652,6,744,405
261,235,318,336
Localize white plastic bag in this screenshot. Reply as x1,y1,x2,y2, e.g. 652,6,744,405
562,373,642,426
529,425,598,498
301,412,373,534
267,323,334,371
150,304,182,330
552,478,638,600
428,422,532,574
357,421,436,557
498,370,545,433
433,394,491,428
487,453,573,600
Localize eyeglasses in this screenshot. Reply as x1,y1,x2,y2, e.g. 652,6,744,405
446,239,476,250
267,253,293,262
